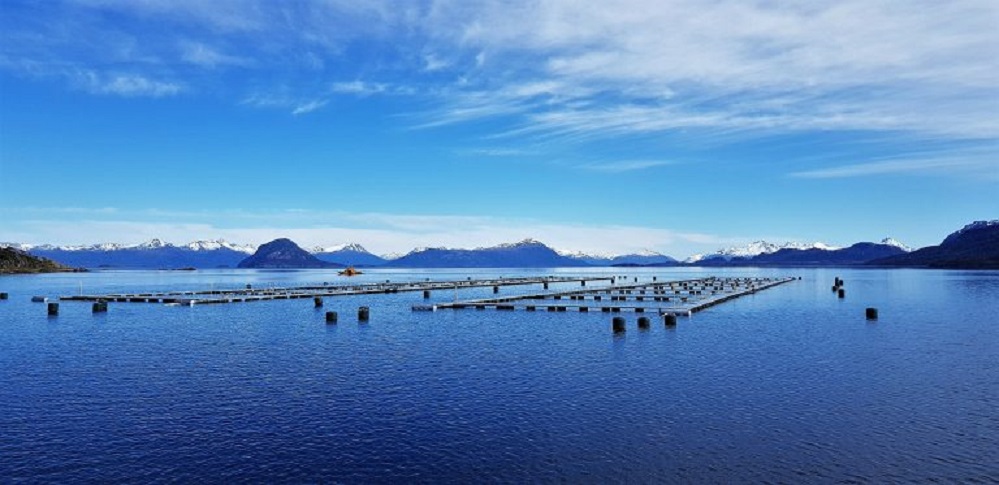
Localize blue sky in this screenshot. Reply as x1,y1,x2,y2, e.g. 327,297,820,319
1,0,997,258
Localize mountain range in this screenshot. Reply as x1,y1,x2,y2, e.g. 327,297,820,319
4,221,996,269
870,220,999,269
383,239,590,268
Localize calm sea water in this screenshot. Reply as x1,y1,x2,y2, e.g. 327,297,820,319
1,268,997,483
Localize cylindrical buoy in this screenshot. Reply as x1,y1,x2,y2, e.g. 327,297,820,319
92,301,108,313
838,288,845,298
314,297,323,308
638,316,650,329
423,290,430,299
663,314,677,327
612,316,626,333
493,286,499,294
581,280,586,286
866,308,878,320
0,292,7,300
832,285,838,292
358,306,369,321
246,284,252,289
325,311,338,323
543,282,549,290
47,302,59,316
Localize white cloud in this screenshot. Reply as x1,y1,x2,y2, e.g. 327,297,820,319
291,99,328,116
179,41,250,68
790,155,999,180
77,71,182,97
414,0,999,141
423,53,449,72
241,92,329,115
581,160,674,173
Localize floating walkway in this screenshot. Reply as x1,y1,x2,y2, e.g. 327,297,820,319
59,276,613,306
414,277,797,317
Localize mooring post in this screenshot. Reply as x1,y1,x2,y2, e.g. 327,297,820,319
314,297,323,308
47,302,59,316
326,311,338,323
866,308,878,320
638,316,650,330
663,314,677,327
358,306,370,322
612,316,626,333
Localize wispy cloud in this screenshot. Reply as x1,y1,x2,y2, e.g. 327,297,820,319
291,99,328,116
581,160,674,173
3,0,997,170
179,41,251,68
241,92,328,115
77,71,182,97
790,155,999,179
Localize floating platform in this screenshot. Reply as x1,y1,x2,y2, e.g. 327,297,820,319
414,277,796,316
59,276,613,306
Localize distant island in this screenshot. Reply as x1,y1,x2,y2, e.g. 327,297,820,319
0,247,81,274
237,238,342,269
4,220,997,270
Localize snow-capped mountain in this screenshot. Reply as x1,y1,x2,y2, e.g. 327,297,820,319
311,243,386,266
879,237,912,252
186,239,257,254
557,247,677,266
384,239,589,268
942,220,999,246
875,220,999,269
24,238,259,269
0,242,35,251
686,240,839,263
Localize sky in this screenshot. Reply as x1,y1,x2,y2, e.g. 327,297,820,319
1,0,997,258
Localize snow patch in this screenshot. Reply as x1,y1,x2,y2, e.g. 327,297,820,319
879,237,912,252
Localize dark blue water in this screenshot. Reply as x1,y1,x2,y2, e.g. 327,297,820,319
2,268,997,483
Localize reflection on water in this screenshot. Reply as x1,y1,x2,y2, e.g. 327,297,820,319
1,268,997,482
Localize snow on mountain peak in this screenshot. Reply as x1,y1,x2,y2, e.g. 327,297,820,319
494,238,545,249
634,248,664,257
0,242,34,251
186,239,257,254
312,243,370,254
137,239,168,249
94,242,125,251
879,237,912,252
702,240,839,261
957,220,999,234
